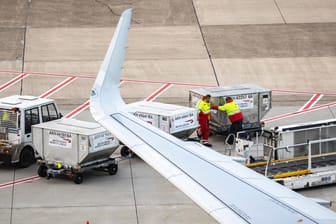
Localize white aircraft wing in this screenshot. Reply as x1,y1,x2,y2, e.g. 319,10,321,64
90,8,336,224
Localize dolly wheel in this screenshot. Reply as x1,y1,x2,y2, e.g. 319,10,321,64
108,164,118,175
74,173,83,184
120,146,134,158
37,166,48,177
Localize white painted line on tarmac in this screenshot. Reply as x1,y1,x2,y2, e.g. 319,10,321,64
262,101,336,123
0,175,40,189
145,83,173,102
65,100,90,119
299,93,323,111
0,73,29,92
64,81,126,118
272,89,322,95
39,76,78,98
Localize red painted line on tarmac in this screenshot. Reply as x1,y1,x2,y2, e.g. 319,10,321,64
2,70,336,96
145,83,173,102
299,93,323,111
0,70,216,87
123,79,215,88
0,70,77,78
39,76,77,98
0,175,40,189
262,101,336,123
272,89,322,95
64,81,125,118
0,73,29,92
65,100,90,118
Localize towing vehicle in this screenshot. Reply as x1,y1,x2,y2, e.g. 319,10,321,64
0,95,62,167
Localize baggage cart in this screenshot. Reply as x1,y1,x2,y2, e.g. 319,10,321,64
189,84,271,135
32,119,119,184
127,101,199,139
119,101,199,157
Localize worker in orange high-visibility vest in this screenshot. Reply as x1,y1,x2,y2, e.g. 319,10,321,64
196,94,213,147
212,96,243,144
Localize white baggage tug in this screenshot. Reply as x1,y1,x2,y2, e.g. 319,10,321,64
0,95,62,167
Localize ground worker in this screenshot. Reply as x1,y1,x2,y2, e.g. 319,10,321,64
196,94,213,147
212,96,243,144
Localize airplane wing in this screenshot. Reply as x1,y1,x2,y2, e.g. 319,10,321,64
90,8,336,224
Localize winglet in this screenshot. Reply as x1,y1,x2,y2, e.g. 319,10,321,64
90,9,132,121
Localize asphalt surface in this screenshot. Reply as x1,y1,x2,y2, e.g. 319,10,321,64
0,1,336,223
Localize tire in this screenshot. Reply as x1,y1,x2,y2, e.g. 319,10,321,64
37,166,48,177
73,173,83,184
19,148,35,168
120,146,134,158
108,164,118,175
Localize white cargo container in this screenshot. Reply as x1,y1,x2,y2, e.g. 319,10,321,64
189,84,272,135
127,101,199,139
32,118,119,184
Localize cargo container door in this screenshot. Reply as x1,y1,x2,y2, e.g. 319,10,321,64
159,116,170,133
233,94,257,129
259,92,272,120
170,112,198,134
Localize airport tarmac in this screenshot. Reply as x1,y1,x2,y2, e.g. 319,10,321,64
0,1,336,223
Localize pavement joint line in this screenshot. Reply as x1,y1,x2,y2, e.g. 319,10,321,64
0,73,29,92
145,83,173,102
273,0,287,24
94,0,141,24
0,175,40,189
299,93,323,111
20,0,31,96
39,76,78,98
191,0,220,87
129,159,139,224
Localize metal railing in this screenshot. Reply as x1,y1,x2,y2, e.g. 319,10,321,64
265,137,336,177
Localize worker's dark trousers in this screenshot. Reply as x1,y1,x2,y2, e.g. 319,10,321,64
227,119,243,145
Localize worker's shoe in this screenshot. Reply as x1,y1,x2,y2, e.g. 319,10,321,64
196,129,202,139
201,140,212,147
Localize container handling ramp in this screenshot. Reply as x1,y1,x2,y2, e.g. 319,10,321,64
247,138,336,189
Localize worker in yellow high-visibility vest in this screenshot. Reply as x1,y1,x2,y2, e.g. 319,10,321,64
212,97,244,144
196,94,213,147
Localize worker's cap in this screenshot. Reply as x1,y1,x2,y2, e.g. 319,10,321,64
202,94,211,100
225,96,233,102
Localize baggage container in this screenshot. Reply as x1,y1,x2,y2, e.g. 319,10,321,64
32,118,119,184
127,101,199,139
189,84,271,135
